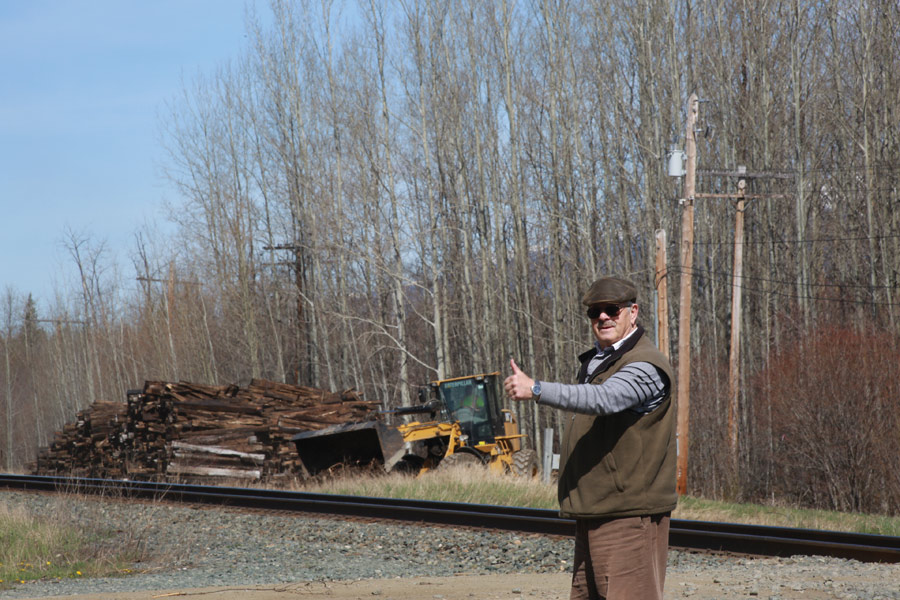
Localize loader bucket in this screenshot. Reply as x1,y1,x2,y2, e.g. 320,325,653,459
291,421,406,476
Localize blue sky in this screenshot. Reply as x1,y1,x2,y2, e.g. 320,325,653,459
1,0,265,310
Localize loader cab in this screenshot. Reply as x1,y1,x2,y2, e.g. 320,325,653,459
430,373,504,445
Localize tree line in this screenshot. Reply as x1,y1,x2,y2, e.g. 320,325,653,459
3,0,899,515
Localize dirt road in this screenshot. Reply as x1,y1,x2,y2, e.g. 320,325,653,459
17,565,898,600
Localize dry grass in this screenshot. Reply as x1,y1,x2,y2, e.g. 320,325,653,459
291,463,559,508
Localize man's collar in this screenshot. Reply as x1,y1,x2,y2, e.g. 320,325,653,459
578,325,645,381
593,326,639,354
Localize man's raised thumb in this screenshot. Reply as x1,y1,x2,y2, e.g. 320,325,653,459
510,358,522,374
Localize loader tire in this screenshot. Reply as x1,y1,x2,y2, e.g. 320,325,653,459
439,450,483,470
512,449,538,478
391,456,424,475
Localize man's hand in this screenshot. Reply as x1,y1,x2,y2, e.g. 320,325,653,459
504,358,535,401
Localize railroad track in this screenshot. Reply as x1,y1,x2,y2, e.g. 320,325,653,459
2,473,898,563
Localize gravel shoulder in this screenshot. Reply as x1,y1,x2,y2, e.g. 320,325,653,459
6,574,571,600
2,491,898,600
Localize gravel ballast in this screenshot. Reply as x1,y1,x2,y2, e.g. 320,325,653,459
1,491,898,600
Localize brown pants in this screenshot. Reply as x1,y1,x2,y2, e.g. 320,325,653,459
569,513,670,600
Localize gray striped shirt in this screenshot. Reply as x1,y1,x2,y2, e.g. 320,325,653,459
536,361,669,416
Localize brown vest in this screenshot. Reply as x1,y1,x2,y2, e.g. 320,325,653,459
557,328,677,518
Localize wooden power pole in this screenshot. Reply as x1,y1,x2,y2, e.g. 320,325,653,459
676,93,699,496
655,229,669,360
728,168,747,462
692,166,791,471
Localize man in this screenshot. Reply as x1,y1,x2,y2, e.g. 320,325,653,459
504,276,675,600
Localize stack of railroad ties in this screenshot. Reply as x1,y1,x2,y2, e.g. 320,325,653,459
30,379,380,483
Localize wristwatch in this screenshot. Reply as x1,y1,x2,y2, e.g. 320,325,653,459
531,380,542,399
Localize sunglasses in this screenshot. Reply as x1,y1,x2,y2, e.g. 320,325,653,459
586,303,632,319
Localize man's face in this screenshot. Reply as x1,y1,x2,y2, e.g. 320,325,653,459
589,302,638,348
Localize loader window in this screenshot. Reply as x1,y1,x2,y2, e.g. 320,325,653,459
440,380,494,444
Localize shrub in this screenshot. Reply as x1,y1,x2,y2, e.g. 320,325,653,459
751,325,900,514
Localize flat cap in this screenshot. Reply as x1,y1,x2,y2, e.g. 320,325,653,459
581,276,638,306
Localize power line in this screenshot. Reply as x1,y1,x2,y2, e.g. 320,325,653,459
698,169,793,180
666,266,900,307
698,161,900,179
693,232,900,246
674,265,900,290
804,163,900,177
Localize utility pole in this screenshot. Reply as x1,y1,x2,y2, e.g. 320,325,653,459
676,93,698,496
136,267,202,381
33,319,88,326
264,243,308,385
728,168,747,462
693,168,791,475
655,229,670,360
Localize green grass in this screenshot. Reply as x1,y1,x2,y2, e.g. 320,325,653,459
293,465,900,537
673,495,900,537
0,497,147,590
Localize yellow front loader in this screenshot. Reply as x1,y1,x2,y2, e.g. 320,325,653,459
292,372,537,478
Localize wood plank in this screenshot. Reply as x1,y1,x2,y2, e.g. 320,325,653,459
169,441,265,462
166,463,261,479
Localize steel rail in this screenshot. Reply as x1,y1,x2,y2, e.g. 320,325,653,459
2,473,898,563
